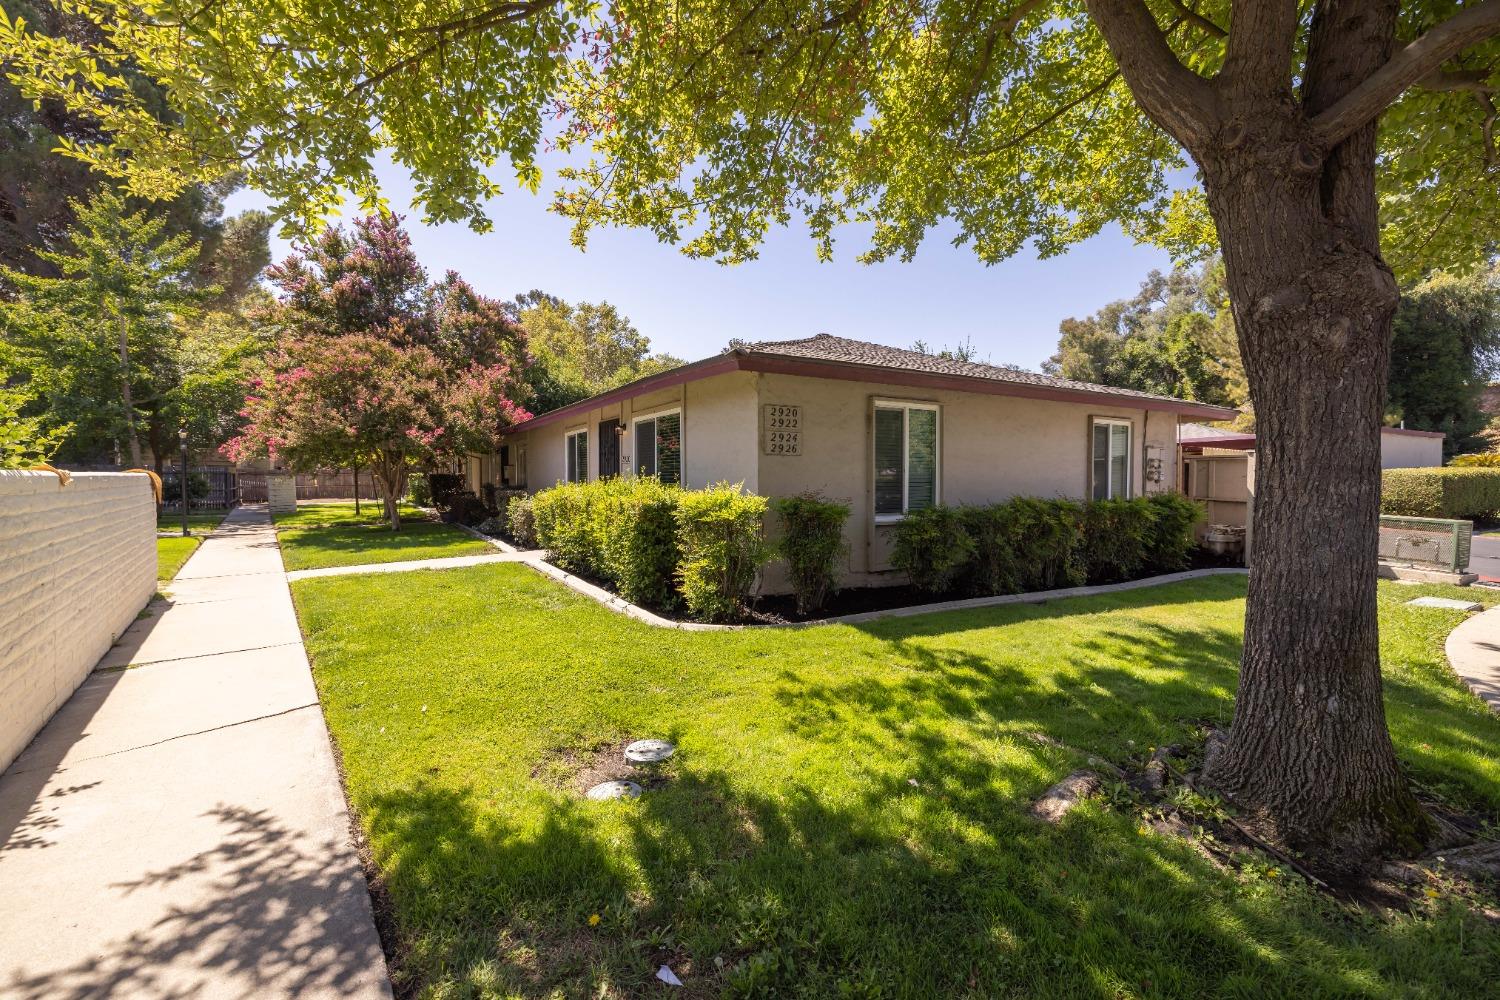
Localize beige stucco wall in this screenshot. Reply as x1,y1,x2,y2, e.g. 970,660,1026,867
505,372,758,491
753,372,1178,587
493,370,1189,592
1380,430,1443,469
0,471,157,770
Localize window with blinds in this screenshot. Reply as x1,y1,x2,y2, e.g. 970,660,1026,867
1090,419,1131,499
874,402,939,519
633,410,681,485
565,429,588,483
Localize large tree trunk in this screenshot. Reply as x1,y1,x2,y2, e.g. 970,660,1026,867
370,450,408,531
1197,31,1431,868
116,310,142,467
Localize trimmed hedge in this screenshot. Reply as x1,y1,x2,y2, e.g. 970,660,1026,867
1382,467,1500,520
772,493,851,614
676,485,771,622
893,493,1203,597
531,478,771,621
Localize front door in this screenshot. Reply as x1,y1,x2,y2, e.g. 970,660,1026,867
598,419,621,478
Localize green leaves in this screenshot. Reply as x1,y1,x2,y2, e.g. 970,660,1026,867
1,0,1495,275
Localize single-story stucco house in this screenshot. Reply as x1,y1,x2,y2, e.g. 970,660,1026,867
467,334,1236,590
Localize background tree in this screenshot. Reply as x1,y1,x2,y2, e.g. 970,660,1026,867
9,0,1500,872
1,190,207,466
510,290,682,410
244,214,534,525
1387,267,1500,455
227,335,529,528
0,342,68,468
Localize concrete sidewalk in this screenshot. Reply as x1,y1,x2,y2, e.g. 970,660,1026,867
0,505,391,1000
1446,604,1500,713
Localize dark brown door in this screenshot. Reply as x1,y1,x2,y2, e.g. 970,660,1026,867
598,419,620,478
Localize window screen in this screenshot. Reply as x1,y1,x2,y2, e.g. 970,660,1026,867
875,403,938,516
1091,420,1130,499
874,408,905,516
566,431,588,483
656,413,681,485
907,408,937,511
635,419,656,478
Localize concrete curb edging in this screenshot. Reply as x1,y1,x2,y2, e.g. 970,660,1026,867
1444,604,1500,713
524,561,1251,632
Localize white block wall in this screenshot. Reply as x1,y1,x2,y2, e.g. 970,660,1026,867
0,471,157,771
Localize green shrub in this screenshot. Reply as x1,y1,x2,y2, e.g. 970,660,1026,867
532,479,617,577
506,494,537,548
772,493,851,614
893,495,1197,596
1449,452,1500,467
426,473,465,511
406,473,432,507
603,477,683,609
955,503,1023,596
675,484,771,622
891,506,975,593
1077,497,1152,584
1006,497,1084,591
1382,467,1500,519
1142,493,1202,573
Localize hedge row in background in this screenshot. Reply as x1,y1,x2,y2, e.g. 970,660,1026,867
892,493,1201,595
531,477,769,621
1381,467,1500,520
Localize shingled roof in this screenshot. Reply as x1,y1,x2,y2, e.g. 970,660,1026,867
508,332,1238,431
731,333,1195,406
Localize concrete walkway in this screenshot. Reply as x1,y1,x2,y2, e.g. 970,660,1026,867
0,505,391,1000
1446,604,1500,713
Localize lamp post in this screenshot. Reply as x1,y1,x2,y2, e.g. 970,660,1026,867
178,426,190,537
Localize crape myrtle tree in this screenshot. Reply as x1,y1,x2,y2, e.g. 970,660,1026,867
225,334,530,529
5,1,1500,871
235,214,533,528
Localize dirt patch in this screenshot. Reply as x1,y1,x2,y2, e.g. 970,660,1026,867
532,739,674,796
1098,726,1500,916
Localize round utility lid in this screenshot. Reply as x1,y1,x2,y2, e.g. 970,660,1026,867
585,780,642,801
624,739,676,764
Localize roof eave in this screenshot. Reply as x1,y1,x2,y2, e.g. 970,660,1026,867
736,353,1239,419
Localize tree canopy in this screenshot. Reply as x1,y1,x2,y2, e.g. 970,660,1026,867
1387,266,1500,453
234,213,534,527
510,290,682,411
1,2,1492,278
1044,262,1244,410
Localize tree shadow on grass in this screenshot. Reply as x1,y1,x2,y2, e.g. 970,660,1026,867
359,755,1490,1000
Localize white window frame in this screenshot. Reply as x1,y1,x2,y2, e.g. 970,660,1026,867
630,406,683,481
564,427,588,483
873,399,941,524
1091,417,1133,500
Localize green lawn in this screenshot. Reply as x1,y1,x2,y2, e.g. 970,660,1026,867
156,535,201,580
156,512,225,534
275,501,491,572
291,568,1500,998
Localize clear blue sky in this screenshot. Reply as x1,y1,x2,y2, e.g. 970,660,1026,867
227,157,1171,372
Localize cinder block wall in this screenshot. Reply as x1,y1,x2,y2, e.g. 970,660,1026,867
0,471,157,771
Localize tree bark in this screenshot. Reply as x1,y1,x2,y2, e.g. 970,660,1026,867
1086,0,1440,872
1193,78,1430,875
371,450,408,531
116,310,143,467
